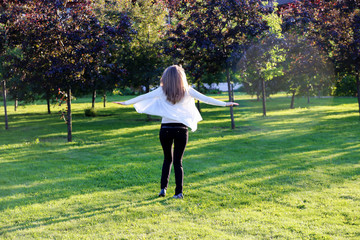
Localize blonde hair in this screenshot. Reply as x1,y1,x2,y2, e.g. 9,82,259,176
160,65,188,104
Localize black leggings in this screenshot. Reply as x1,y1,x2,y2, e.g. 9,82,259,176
159,123,188,195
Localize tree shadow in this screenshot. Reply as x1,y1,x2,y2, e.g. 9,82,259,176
0,186,169,234
1,96,359,236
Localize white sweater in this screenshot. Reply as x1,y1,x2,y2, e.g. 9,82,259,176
124,87,226,131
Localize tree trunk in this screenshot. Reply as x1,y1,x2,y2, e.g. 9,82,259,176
14,97,18,112
261,78,267,117
196,81,201,113
2,80,8,130
231,82,235,101
257,85,261,101
226,67,235,129
357,73,360,118
290,91,296,109
92,90,96,109
145,80,152,122
46,94,51,114
67,88,72,142
103,90,106,108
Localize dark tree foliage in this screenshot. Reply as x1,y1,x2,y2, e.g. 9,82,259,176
281,0,360,114
166,0,268,128
0,0,134,139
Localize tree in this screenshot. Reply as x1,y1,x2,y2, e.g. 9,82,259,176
89,0,135,109
333,74,358,97
0,2,27,129
0,1,63,114
328,2,360,116
121,0,169,92
238,6,285,116
281,0,360,115
1,0,133,141
1,80,8,129
240,35,285,116
282,34,334,108
50,2,133,141
0,37,23,129
167,0,267,128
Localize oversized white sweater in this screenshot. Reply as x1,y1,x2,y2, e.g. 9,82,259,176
123,87,226,131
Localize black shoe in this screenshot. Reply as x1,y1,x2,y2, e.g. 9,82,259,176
173,193,184,199
158,189,166,197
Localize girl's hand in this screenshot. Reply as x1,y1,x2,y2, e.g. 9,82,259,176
113,102,126,105
226,102,239,107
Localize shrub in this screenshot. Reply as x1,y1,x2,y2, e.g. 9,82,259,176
112,87,136,96
84,108,97,117
333,75,357,97
207,88,221,94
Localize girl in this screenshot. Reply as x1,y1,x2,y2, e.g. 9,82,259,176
114,65,238,199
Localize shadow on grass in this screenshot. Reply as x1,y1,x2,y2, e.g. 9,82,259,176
0,95,359,235
0,186,170,234
3,111,358,206
0,137,158,211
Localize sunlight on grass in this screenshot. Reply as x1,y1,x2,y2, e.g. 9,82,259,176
1,93,360,239
322,112,359,120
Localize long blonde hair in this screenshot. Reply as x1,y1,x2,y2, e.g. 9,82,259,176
160,65,188,104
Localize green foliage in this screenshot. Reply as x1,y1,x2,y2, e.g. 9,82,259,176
262,45,286,82
0,46,26,98
112,87,136,96
262,5,283,38
333,74,357,97
239,35,286,99
167,0,267,84
119,0,170,89
1,1,134,109
280,0,359,111
0,94,359,239
92,0,133,26
84,108,97,117
282,34,335,101
238,4,286,100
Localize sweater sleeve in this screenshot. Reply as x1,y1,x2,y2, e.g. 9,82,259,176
188,87,227,107
123,87,161,105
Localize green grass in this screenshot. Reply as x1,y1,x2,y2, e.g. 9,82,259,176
0,93,359,239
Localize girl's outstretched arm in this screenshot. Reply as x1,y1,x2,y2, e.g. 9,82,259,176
189,87,238,107
225,102,239,107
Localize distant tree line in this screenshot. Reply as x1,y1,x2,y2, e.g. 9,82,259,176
1,0,359,140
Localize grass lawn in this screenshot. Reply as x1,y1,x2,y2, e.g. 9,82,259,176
0,93,359,239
